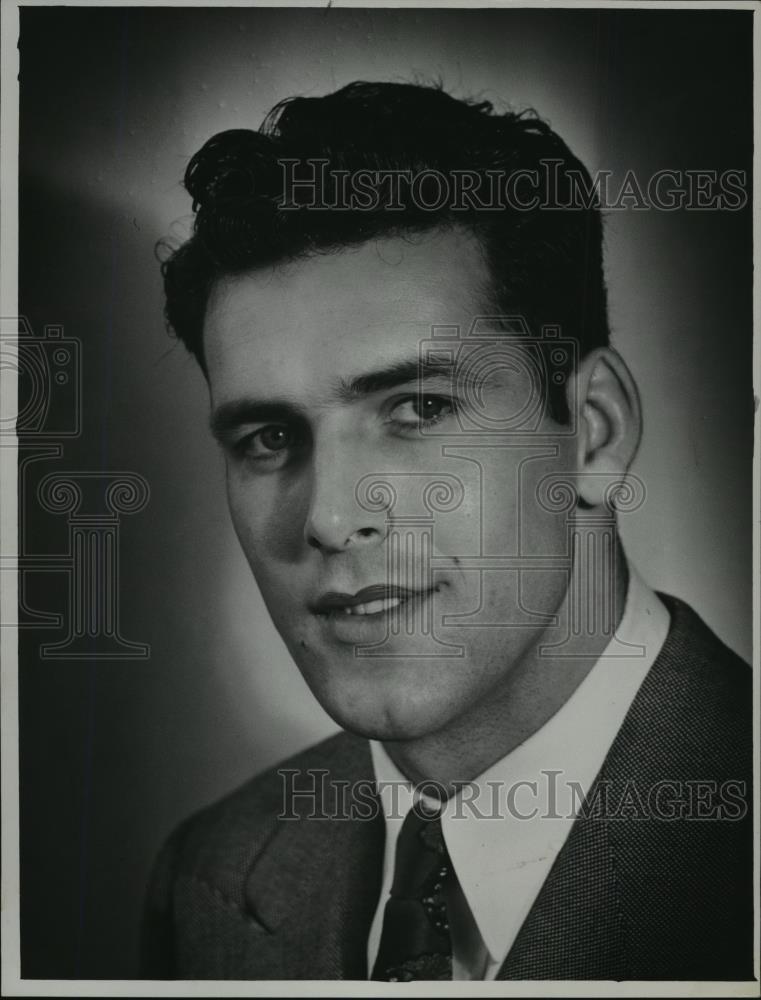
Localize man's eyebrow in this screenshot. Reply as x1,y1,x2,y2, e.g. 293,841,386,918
337,356,463,401
209,357,473,441
209,400,302,442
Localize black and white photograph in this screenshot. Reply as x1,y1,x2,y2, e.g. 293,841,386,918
1,1,758,993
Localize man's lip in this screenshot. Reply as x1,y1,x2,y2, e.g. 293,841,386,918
310,584,433,614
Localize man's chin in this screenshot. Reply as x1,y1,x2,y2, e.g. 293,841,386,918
286,635,487,743
317,689,457,745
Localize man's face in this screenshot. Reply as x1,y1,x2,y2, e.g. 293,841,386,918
204,228,578,742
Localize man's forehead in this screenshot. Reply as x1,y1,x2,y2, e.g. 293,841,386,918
203,228,491,368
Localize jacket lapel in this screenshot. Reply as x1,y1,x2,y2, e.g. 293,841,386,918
243,739,385,979
494,613,688,981
494,792,628,979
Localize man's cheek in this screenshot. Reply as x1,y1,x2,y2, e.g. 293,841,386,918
417,457,486,559
228,478,296,558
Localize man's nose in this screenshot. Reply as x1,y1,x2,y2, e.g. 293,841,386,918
303,435,390,554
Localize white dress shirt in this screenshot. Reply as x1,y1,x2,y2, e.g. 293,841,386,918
367,563,670,980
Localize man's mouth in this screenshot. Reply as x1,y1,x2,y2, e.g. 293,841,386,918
311,584,437,617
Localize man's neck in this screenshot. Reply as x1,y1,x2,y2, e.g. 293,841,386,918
383,533,630,794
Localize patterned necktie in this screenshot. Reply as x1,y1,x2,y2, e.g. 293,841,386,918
371,804,453,981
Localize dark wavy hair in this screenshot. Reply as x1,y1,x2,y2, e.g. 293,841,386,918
160,81,609,422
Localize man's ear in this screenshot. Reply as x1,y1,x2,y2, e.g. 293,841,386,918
572,347,642,507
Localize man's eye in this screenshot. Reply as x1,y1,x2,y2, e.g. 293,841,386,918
258,426,291,452
237,425,294,461
388,395,456,430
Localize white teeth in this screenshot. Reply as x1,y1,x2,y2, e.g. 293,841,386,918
342,596,404,616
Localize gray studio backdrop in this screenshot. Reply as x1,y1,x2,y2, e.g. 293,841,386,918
18,6,752,978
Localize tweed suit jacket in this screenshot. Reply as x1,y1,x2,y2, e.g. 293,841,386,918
141,594,755,981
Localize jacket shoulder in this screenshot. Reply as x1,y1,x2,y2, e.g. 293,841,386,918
635,592,752,771
140,728,372,976
599,593,754,979
166,729,369,882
